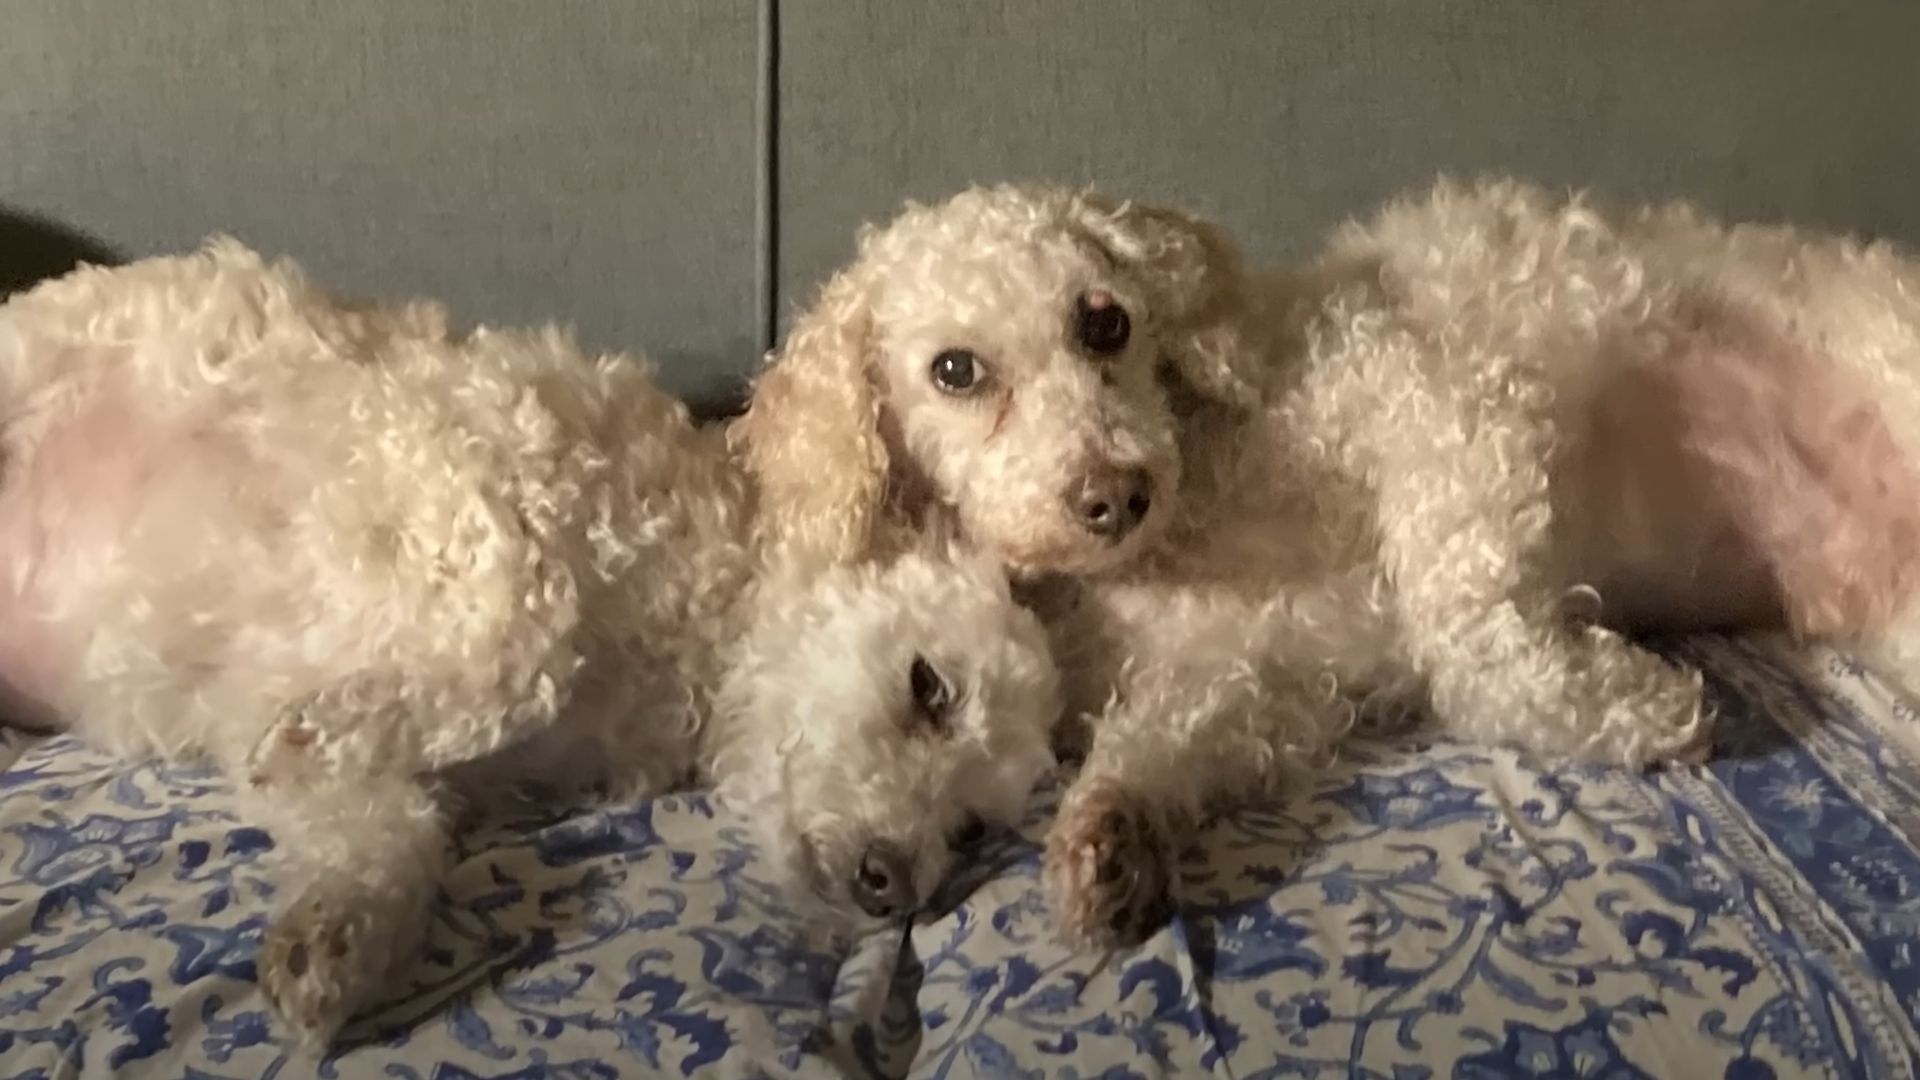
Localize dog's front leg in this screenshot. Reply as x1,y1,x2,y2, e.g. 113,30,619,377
1040,589,1350,947
242,767,451,1045
1361,345,1709,766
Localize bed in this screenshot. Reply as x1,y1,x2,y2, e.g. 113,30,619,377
1,635,1914,1078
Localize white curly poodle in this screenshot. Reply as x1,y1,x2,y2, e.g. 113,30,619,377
0,241,1063,1042
733,178,1920,946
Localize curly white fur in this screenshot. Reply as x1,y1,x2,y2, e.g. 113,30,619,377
735,178,1920,947
0,241,1062,1043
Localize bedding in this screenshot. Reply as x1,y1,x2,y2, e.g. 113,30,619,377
0,637,1915,1078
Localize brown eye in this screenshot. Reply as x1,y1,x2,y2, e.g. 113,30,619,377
950,814,987,850
930,349,984,395
1076,291,1131,355
909,654,953,732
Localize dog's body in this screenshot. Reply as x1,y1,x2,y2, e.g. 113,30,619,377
736,178,1920,945
0,242,1062,1041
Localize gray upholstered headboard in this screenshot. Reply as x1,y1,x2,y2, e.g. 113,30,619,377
6,2,1918,416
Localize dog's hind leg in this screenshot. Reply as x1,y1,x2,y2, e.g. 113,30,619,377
1354,335,1709,767
241,668,571,787
233,666,572,1043
244,769,450,1045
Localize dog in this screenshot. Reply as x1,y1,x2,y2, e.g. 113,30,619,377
731,178,1920,946
0,240,1063,1041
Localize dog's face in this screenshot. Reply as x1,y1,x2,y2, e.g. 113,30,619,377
862,200,1188,575
735,185,1264,580
713,550,1060,925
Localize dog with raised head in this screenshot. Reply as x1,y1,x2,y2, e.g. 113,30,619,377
732,178,1920,946
0,241,1063,1041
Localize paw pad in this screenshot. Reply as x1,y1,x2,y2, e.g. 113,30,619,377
257,894,377,1043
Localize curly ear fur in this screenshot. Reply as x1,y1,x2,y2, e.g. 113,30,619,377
730,270,894,570
1071,194,1269,411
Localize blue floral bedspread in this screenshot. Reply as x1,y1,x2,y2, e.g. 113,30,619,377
1,637,1917,1079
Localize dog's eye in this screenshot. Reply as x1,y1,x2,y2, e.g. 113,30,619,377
908,654,954,732
1076,291,1131,356
950,814,987,850
930,349,985,395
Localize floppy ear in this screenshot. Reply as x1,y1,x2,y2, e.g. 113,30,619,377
730,268,893,570
1071,194,1269,412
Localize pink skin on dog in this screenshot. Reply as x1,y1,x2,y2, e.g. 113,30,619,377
0,393,167,723
1570,304,1920,638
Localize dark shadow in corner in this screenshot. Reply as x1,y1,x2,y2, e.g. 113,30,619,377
0,204,111,734
686,380,751,426
0,207,121,298
655,348,753,427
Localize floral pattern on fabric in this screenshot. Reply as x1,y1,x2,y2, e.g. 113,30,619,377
0,637,1913,1078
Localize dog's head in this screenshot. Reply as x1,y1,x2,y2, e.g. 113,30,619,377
711,547,1060,926
732,184,1266,579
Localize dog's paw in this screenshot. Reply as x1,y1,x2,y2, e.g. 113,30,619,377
1043,776,1176,948
257,892,378,1045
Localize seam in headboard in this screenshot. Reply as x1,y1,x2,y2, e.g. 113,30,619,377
755,0,780,361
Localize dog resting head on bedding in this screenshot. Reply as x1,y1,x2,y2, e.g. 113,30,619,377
0,241,1062,1044
732,178,1920,951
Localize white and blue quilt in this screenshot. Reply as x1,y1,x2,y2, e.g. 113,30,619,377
0,637,1916,1078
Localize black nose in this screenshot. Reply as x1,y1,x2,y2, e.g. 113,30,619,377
1066,466,1153,540
849,842,915,919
